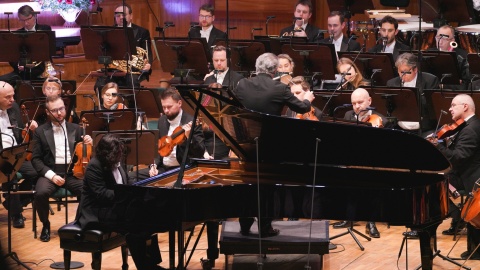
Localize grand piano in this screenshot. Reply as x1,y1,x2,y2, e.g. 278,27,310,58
113,85,450,270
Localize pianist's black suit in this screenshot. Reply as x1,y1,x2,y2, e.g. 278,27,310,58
436,115,480,257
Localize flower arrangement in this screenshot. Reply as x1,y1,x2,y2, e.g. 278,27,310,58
35,0,95,13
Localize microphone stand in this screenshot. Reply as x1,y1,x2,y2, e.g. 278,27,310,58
332,104,352,121
265,16,275,36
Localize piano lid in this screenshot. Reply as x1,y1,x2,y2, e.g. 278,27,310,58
178,85,450,173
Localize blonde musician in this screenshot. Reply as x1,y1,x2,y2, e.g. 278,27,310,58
333,88,387,237
279,0,322,42
336,58,370,90
101,82,128,110
0,5,52,86
429,94,480,259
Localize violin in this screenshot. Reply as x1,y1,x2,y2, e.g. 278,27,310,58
71,118,92,179
158,121,192,157
296,107,319,121
363,114,383,128
435,119,465,140
20,105,33,160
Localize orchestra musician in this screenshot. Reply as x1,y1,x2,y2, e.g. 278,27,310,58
428,94,480,259
100,82,128,110
31,95,92,242
188,3,227,50
37,77,79,125
234,52,315,237
336,57,370,90
320,11,361,52
368,15,409,61
0,81,38,229
0,5,52,86
279,0,322,42
275,54,295,85
74,134,165,270
284,76,322,119
333,88,387,238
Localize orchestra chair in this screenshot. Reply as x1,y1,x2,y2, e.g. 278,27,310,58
32,187,79,238
453,189,468,241
58,222,128,270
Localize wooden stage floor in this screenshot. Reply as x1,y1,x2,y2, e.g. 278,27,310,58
1,201,480,270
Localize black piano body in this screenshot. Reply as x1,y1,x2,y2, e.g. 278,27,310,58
113,86,450,270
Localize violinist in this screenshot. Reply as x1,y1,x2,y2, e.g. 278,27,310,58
285,76,322,119
336,57,370,90
101,82,128,110
0,81,38,229
429,94,480,259
31,95,92,242
129,87,205,181
333,88,387,238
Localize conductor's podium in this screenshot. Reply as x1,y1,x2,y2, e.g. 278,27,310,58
220,220,329,270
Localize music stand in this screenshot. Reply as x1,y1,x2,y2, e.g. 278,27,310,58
282,43,337,79
214,39,267,72
155,37,210,80
16,80,77,101
369,87,421,121
80,109,135,134
424,89,480,126
92,130,158,166
338,52,396,86
80,26,136,73
311,90,353,118
117,87,161,119
468,54,480,80
421,0,471,25
0,143,32,270
254,36,282,55
404,51,461,85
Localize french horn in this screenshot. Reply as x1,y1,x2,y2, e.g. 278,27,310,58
109,46,148,74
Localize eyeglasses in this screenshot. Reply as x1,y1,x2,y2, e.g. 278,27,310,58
199,15,213,19
19,16,34,22
114,12,128,18
450,103,465,108
49,106,66,114
435,35,453,40
45,87,59,92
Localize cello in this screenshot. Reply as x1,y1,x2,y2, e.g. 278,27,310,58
461,180,480,228
71,118,92,179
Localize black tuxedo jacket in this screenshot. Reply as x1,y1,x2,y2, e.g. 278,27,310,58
368,41,410,61
188,25,227,49
437,115,480,192
279,24,322,42
130,23,153,63
386,72,439,90
204,69,244,89
155,111,205,167
319,36,361,52
31,121,83,176
234,73,311,116
9,24,52,78
75,156,127,230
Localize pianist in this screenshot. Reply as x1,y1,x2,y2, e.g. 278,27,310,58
234,52,314,237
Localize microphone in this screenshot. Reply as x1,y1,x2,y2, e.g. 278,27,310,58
329,31,334,43
370,69,382,87
433,110,449,139
381,37,387,52
267,15,276,20
266,16,275,36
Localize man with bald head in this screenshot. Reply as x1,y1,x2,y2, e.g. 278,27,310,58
0,81,38,229
430,94,480,259
334,88,387,237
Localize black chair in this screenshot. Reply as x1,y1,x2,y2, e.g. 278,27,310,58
58,222,128,270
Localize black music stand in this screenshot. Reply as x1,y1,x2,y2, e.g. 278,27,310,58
0,143,31,270
421,0,471,26
369,87,421,121
92,130,158,166
214,39,267,72
19,95,75,125
338,52,396,86
16,80,77,101
468,54,480,82
80,109,135,134
311,90,353,118
155,37,210,81
80,26,136,75
281,43,337,80
405,51,461,85
117,87,161,119
254,36,282,55
424,89,480,126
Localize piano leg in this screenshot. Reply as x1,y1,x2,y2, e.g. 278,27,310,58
169,230,176,270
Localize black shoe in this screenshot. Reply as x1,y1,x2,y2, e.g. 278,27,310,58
461,250,480,260
333,220,352,229
442,225,465,235
12,214,25,228
403,230,418,239
260,228,280,238
365,222,380,238
40,223,50,242
200,258,215,270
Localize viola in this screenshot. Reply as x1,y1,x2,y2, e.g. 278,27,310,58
363,114,383,128
20,105,38,160
296,107,319,121
158,121,192,157
435,119,465,140
72,118,92,179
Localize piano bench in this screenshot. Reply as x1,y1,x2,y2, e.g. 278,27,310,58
58,223,128,270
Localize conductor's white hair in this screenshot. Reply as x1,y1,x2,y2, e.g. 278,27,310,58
255,53,278,76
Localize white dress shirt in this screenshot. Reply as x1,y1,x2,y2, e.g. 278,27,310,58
200,25,213,43
162,111,183,167
0,110,16,148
